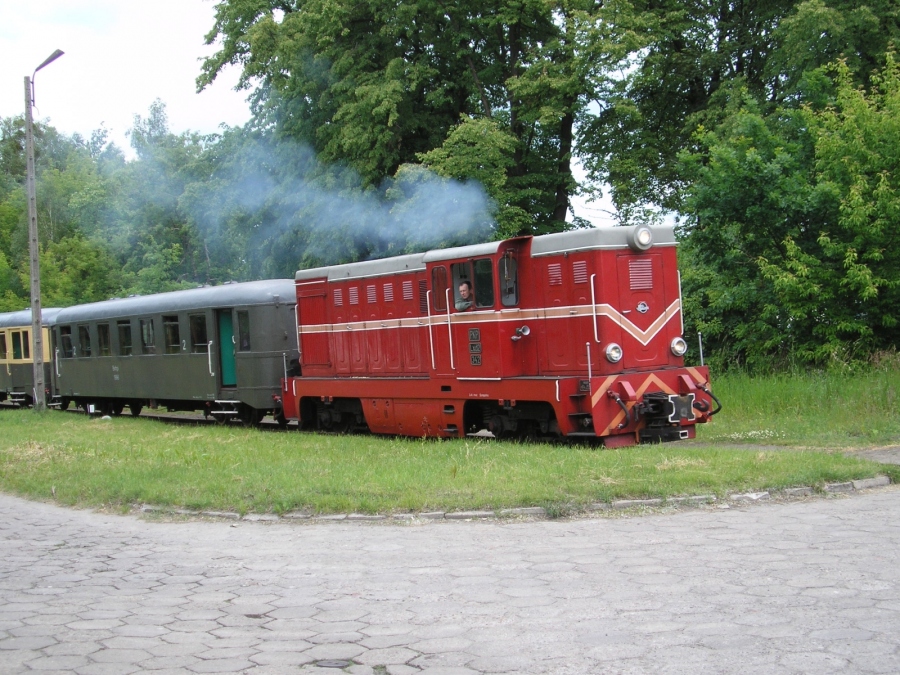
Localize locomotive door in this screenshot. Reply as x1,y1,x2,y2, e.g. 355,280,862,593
451,258,500,379
616,253,666,368
217,309,237,387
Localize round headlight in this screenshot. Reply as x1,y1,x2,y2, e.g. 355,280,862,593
670,337,688,357
628,225,653,252
605,343,623,363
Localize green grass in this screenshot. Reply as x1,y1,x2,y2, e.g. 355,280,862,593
698,368,900,447
2,366,899,517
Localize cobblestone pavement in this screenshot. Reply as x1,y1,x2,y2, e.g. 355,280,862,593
2,489,900,675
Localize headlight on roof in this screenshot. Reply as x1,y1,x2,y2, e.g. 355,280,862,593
628,225,653,252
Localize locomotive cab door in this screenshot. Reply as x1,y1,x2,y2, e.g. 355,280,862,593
450,258,500,380
217,309,237,387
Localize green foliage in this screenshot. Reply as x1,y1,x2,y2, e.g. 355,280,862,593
680,53,900,370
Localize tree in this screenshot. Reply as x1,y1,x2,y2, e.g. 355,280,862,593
679,54,900,369
198,0,604,236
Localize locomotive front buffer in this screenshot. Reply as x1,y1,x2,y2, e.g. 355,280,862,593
591,368,721,447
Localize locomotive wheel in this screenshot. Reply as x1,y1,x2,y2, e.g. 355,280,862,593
110,401,125,417
240,406,262,427
129,402,143,417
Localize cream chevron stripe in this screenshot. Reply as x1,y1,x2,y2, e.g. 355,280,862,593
599,373,678,436
296,299,682,346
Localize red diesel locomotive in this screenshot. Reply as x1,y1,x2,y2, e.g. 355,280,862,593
280,225,719,445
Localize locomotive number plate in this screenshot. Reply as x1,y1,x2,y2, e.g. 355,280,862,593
470,355,482,366
468,328,480,341
469,342,482,353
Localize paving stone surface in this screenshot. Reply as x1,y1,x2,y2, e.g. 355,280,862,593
2,487,900,674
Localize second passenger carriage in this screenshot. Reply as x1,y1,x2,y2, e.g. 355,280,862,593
51,280,298,423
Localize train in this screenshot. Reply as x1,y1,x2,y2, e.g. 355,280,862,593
1,225,719,446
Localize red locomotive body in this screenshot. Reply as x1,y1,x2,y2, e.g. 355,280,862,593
281,225,717,445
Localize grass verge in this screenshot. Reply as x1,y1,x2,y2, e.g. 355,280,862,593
1,404,897,516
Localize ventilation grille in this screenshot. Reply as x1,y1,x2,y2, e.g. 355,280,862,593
349,287,359,305
333,289,343,307
403,280,414,301
548,263,562,286
418,280,428,314
573,260,588,284
383,283,394,303
629,259,653,290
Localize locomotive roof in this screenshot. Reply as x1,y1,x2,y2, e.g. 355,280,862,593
0,308,63,328
54,279,295,323
530,224,677,256
295,252,426,282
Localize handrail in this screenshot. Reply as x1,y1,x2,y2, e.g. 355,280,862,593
590,273,600,343
446,288,454,370
54,349,59,378
207,341,215,377
426,290,435,370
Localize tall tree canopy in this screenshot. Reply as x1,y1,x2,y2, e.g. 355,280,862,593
197,0,619,235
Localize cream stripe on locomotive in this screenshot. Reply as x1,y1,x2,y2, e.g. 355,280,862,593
298,299,681,347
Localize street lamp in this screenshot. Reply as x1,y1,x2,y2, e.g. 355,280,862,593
24,48,64,412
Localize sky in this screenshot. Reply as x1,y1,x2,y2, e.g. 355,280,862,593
0,0,616,226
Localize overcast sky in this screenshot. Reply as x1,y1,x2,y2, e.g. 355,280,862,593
0,0,615,225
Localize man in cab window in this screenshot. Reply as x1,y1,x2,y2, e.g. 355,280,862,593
456,281,474,311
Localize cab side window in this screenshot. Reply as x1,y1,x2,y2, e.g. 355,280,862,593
0,333,7,361
452,259,494,310
499,254,518,306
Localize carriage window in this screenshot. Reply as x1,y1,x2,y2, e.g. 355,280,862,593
97,323,111,356
499,254,518,306
117,321,133,356
60,326,75,358
140,318,156,355
13,330,31,361
190,315,208,353
78,325,92,357
0,333,6,361
163,316,180,354
237,311,251,351
432,266,448,311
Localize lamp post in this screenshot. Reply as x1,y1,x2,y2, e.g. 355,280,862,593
24,48,64,412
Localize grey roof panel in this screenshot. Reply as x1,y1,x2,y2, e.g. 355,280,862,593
0,308,63,328
296,253,426,282
530,225,677,256
54,280,296,324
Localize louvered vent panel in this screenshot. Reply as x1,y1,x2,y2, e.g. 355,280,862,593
366,285,376,303
333,289,343,306
548,263,563,286
383,283,394,302
629,259,653,290
349,287,359,305
572,260,588,284
402,280,414,300
418,280,428,314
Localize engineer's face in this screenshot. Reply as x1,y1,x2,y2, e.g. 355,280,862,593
459,284,470,299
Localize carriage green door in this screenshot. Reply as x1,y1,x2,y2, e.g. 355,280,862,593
217,310,237,387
